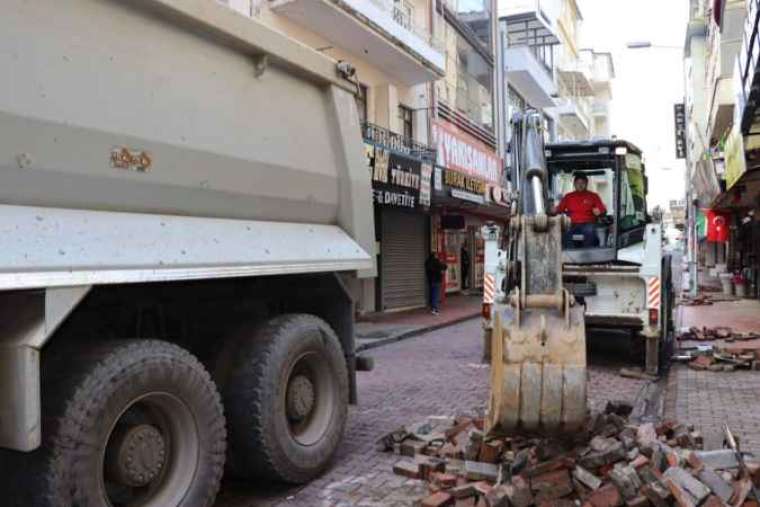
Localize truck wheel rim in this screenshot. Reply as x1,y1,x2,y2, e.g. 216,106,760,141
100,393,199,507
284,351,335,446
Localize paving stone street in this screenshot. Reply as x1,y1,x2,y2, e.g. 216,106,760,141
216,318,648,507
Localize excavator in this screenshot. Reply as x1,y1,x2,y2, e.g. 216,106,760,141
483,111,674,434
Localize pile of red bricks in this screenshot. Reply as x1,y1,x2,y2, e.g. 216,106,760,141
380,402,760,507
678,327,760,343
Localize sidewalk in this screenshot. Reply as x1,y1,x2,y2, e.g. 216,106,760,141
355,293,481,352
666,297,760,453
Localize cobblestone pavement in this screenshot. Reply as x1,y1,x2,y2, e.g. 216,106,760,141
215,319,647,507
664,301,760,453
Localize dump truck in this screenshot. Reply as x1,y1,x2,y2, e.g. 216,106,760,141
0,1,375,505
483,112,674,434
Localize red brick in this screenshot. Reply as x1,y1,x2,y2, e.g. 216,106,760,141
664,478,696,507
433,472,459,489
702,495,724,507
587,484,623,507
393,461,420,479
531,469,574,501
472,481,493,496
421,491,455,507
479,440,504,464
631,455,650,469
686,452,704,472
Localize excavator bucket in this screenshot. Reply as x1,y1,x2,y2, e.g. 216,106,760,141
487,306,587,434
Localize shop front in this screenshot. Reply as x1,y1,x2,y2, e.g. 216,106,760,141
430,119,509,294
365,140,434,311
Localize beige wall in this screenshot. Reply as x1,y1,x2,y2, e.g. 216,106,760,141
236,1,434,143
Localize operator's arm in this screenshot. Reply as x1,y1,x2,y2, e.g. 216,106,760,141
592,193,607,216
555,194,569,214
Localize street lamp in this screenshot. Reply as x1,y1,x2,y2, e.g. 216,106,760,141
625,41,682,50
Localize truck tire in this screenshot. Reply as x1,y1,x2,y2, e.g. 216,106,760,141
218,314,348,484
12,340,226,507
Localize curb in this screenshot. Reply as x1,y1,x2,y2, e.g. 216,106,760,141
355,312,481,353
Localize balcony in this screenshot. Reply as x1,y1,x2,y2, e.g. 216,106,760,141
270,0,445,85
501,12,559,108
706,0,746,143
738,0,760,134
552,97,591,137
361,122,436,162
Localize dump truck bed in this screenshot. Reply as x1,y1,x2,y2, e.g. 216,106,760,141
0,0,375,287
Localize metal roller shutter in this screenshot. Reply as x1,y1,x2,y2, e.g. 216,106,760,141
380,208,427,310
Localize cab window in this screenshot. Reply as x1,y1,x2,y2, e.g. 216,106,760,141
551,169,615,215
619,154,646,230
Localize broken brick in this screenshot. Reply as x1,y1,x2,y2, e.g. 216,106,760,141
702,495,725,507
637,424,658,449
664,477,697,507
631,455,650,469
484,484,510,507
587,483,623,507
732,478,753,507
663,467,710,504
610,464,643,500
641,482,671,507
537,500,577,507
509,475,535,507
624,495,650,507
472,481,493,497
464,461,500,482
393,461,420,479
433,473,459,489
531,469,574,501
696,466,734,503
574,465,603,490
421,491,455,507
449,483,477,499
479,440,504,464
401,439,428,457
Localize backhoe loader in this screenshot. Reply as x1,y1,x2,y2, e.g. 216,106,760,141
483,111,674,435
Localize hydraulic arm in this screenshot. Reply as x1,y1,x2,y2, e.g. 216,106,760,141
486,112,587,434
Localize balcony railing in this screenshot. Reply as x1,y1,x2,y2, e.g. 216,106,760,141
362,122,436,162
364,0,445,52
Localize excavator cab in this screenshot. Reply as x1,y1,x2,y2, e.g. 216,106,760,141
545,141,649,264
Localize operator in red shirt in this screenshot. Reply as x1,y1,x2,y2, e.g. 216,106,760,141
555,173,607,247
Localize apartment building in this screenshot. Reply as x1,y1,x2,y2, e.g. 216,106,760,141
499,0,614,142
683,0,760,298
216,0,508,312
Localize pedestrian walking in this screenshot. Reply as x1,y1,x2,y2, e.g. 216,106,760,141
425,252,446,315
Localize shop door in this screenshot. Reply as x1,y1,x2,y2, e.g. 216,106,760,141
380,209,427,310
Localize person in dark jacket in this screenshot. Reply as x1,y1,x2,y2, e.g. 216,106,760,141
425,252,447,315
460,246,470,290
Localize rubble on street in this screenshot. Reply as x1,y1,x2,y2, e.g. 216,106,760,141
379,401,760,507
672,333,760,372
680,294,742,307
677,327,760,343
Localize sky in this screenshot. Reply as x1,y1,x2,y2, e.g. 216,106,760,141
575,0,689,210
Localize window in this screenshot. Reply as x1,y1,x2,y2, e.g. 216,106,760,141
551,169,615,214
393,0,414,31
619,155,647,231
356,84,368,125
450,0,493,51
442,29,494,131
398,104,413,140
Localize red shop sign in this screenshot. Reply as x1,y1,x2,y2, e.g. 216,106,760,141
432,119,501,184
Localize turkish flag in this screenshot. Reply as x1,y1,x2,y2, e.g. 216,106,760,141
705,209,730,242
